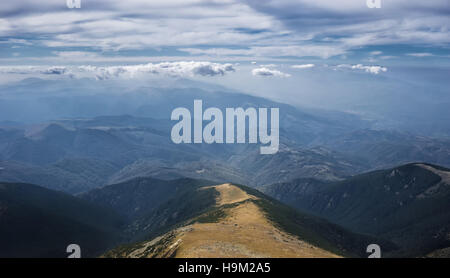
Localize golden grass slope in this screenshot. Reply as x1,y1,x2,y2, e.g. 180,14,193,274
108,183,341,258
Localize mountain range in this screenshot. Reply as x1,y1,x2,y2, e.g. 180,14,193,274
0,78,449,258
1,177,397,258
1,114,449,195
262,163,450,257
1,162,449,257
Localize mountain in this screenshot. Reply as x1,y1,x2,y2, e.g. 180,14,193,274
0,182,124,257
81,178,224,240
316,129,450,168
2,78,450,195
262,163,450,257
107,159,250,186
97,180,394,258
0,159,119,194
1,123,139,165
0,78,450,198
227,144,367,184
0,115,369,193
2,113,450,198
2,114,449,195
0,78,370,142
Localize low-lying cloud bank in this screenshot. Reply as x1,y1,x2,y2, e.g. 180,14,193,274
0,62,236,80
79,62,236,80
252,67,291,78
0,62,389,82
291,64,315,69
335,64,387,75
0,66,68,75
250,63,387,78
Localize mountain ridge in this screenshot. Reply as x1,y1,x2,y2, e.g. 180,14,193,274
262,162,450,257
102,182,395,258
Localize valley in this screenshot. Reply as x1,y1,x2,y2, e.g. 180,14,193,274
0,79,449,258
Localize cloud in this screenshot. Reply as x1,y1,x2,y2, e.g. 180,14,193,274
0,38,32,45
53,51,100,59
243,0,450,48
0,62,236,79
0,0,448,63
252,67,291,78
0,1,279,52
291,64,315,69
370,51,383,56
0,65,69,75
87,61,236,78
181,45,347,59
379,56,396,60
41,66,68,75
406,53,434,57
336,64,387,74
259,64,277,68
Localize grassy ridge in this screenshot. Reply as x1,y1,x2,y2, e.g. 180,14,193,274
263,163,450,257
234,184,398,257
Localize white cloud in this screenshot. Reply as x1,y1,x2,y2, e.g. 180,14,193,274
406,53,434,57
84,62,236,79
0,38,32,45
370,51,383,56
245,1,450,48
291,64,315,69
0,0,448,63
252,67,291,78
336,64,387,74
1,1,280,52
0,62,236,79
41,66,68,75
53,51,100,59
0,65,69,75
259,64,277,68
181,45,347,59
379,56,396,60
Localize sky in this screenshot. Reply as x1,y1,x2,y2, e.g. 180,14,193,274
0,0,448,65
0,0,449,117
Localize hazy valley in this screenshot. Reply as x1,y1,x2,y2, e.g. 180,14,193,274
0,78,449,258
